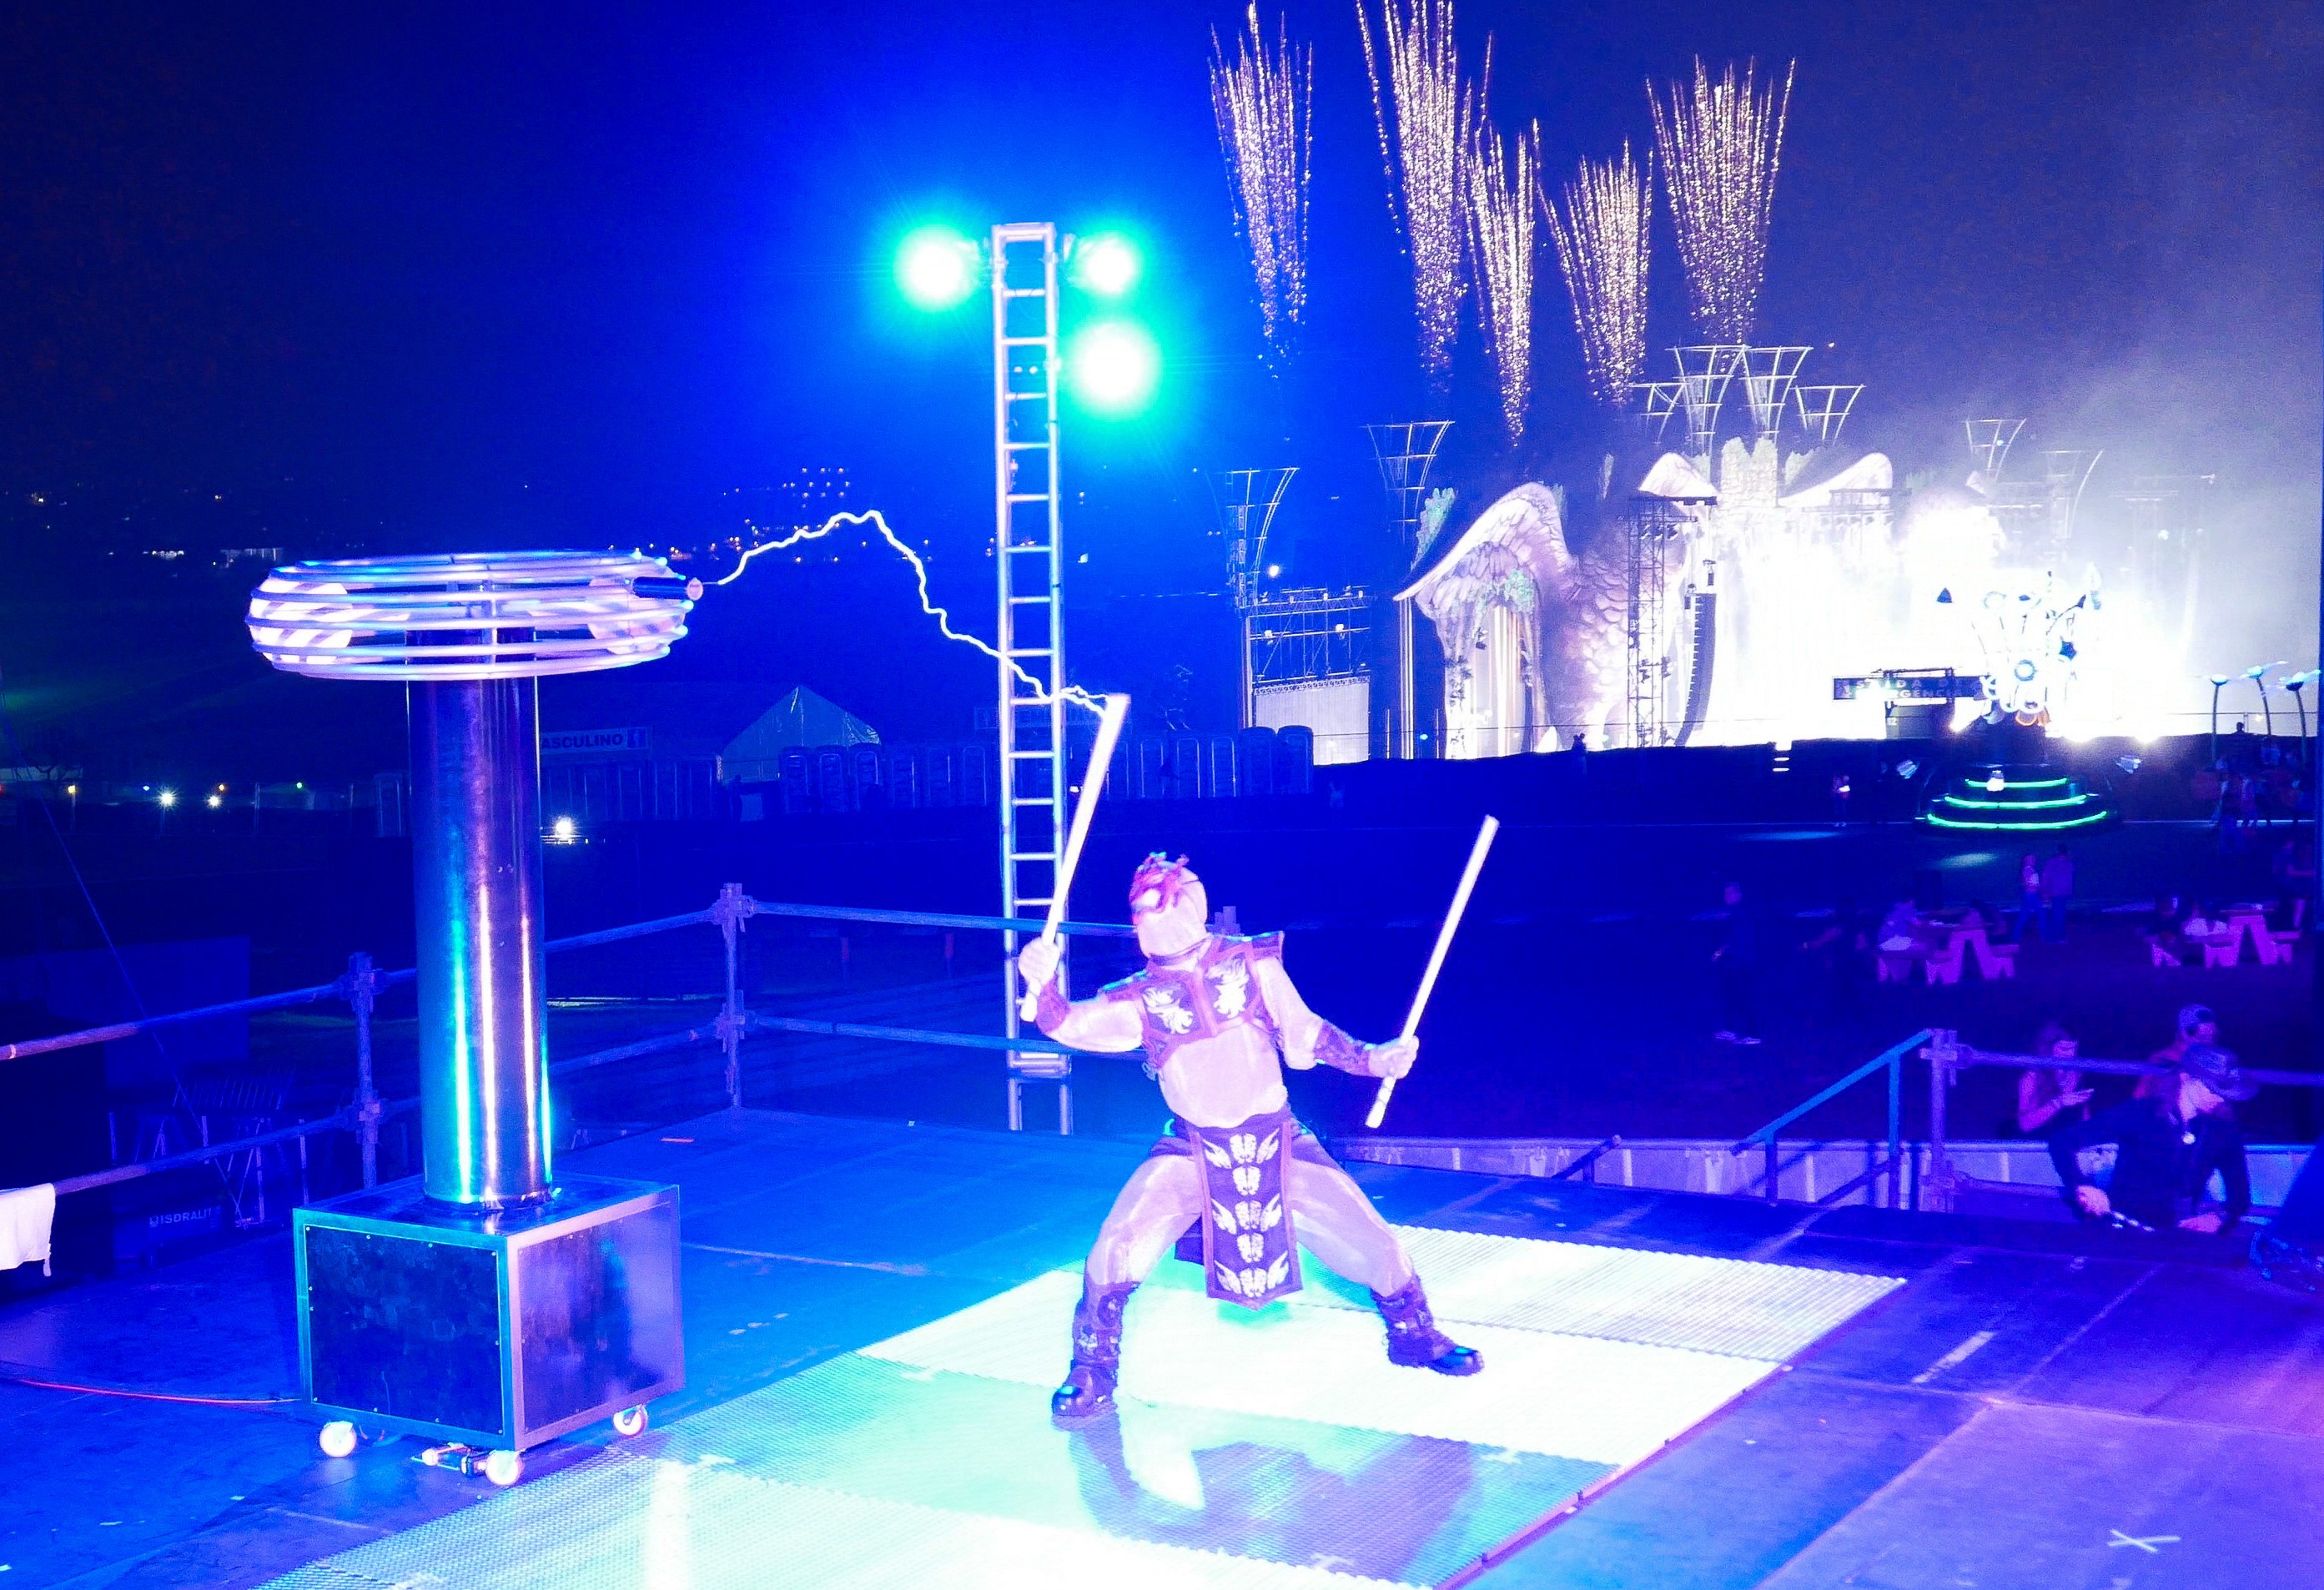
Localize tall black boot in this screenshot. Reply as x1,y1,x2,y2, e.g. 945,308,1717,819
1371,1274,1483,1376
1052,1276,1137,1422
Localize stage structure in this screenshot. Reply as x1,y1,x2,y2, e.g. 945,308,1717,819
1211,465,1296,607
1738,345,1810,441
1628,380,1685,447
986,221,1080,1130
1964,417,2025,483
1367,420,1452,758
1989,448,2101,569
1673,345,1746,460
244,551,697,1482
1626,481,1718,747
1242,587,1374,764
1790,383,1861,446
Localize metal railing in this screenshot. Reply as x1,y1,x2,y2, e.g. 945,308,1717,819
1921,1027,2324,1213
5,886,1133,1208
1735,1029,1930,1210
1739,1025,2324,1214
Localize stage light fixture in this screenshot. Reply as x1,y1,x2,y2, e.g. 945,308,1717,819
551,815,578,843
206,793,222,809
896,226,979,310
158,789,177,808
1067,321,1159,414
1069,233,1141,296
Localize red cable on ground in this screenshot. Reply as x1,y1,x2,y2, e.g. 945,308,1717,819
1,1371,295,1406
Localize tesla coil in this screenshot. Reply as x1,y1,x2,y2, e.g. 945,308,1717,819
245,551,701,1477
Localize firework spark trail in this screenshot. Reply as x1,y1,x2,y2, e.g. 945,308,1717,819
714,510,1104,713
1465,93,1538,445
1358,0,1465,390
1543,143,1653,411
1210,4,1312,370
1647,57,1794,344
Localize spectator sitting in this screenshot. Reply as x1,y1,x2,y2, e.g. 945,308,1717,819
2139,1003,2219,1099
2047,1044,2254,1234
1877,898,1921,953
2016,1020,2093,1137
2143,894,2190,948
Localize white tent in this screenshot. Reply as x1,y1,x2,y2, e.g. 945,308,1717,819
720,687,879,782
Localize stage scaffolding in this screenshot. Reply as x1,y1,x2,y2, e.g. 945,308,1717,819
1210,466,1296,607
1964,417,2025,481
1673,345,1747,460
1242,589,1372,762
1989,446,2101,568
1366,420,1452,759
1791,384,1863,447
988,222,1071,1125
1738,345,1811,441
1625,488,1713,747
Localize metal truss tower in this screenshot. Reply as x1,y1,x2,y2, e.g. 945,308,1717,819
990,222,1071,1130
1366,420,1452,759
1791,384,1863,447
1627,380,1685,448
1964,418,2025,481
1211,466,1296,609
1673,345,1747,460
1625,491,1710,747
1738,345,1812,441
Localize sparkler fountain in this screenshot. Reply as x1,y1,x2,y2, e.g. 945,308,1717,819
1465,87,1538,447
1210,4,1312,371
1545,143,1653,418
245,551,698,1480
1359,0,1466,393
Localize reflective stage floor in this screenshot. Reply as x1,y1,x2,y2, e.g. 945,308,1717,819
6,1110,2322,1589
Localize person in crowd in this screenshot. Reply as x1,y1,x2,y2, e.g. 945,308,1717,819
2047,1043,2253,1234
1877,896,1921,953
1711,881,1763,1045
2016,1019,2093,1137
2140,1004,2219,1099
2039,843,2075,943
2014,853,2043,943
1799,898,1870,1019
2271,837,2315,930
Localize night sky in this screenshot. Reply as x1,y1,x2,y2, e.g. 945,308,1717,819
0,0,2314,765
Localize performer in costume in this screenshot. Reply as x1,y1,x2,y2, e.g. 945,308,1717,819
1019,853,1483,1422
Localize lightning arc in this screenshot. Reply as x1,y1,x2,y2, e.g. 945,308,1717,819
712,510,1104,713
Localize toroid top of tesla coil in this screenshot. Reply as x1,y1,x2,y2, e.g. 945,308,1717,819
246,550,702,682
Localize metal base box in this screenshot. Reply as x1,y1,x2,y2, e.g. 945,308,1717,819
294,1175,682,1450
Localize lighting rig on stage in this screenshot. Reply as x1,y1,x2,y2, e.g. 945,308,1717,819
895,220,1149,1132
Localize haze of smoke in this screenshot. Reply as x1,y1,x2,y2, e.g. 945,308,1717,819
1544,143,1653,412
1648,57,1793,344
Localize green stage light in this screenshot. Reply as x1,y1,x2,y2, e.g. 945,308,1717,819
896,226,978,310
1067,321,1159,414
1069,233,1141,297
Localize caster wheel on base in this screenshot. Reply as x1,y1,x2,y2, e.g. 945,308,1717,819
482,1449,524,1488
319,1421,359,1459
611,1405,648,1438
